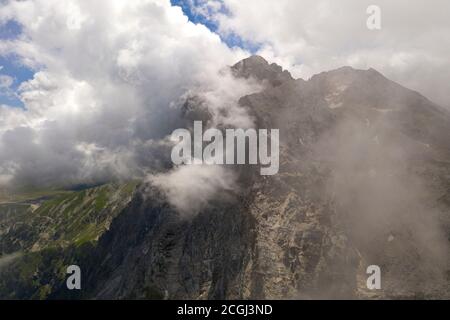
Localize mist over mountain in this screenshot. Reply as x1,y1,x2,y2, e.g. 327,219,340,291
1,56,449,299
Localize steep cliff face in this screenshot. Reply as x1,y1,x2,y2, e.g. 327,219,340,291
1,56,449,299
80,56,450,299
82,185,255,299
234,57,450,298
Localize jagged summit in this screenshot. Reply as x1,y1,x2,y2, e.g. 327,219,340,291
307,63,439,111
310,65,386,82
231,55,293,87
232,56,392,91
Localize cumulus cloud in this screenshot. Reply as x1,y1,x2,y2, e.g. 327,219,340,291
0,0,256,191
197,0,450,108
0,69,16,101
149,164,236,214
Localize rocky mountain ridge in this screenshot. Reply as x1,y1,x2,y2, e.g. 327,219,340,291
1,56,449,299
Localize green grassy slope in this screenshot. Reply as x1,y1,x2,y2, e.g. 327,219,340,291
0,181,138,299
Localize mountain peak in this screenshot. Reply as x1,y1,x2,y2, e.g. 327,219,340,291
240,55,269,65
231,55,293,87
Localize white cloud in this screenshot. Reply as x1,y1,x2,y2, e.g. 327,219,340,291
0,71,15,101
0,0,255,189
149,164,236,214
208,0,450,108
0,74,13,88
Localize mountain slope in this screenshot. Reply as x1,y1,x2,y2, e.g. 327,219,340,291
0,182,138,299
1,56,449,299
81,56,450,299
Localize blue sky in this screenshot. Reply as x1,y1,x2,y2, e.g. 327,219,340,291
170,0,260,52
0,20,34,108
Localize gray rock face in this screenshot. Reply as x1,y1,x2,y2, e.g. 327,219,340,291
78,56,450,299
231,55,294,87
79,184,255,299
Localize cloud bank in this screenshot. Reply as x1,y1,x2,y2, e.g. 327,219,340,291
0,0,256,189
